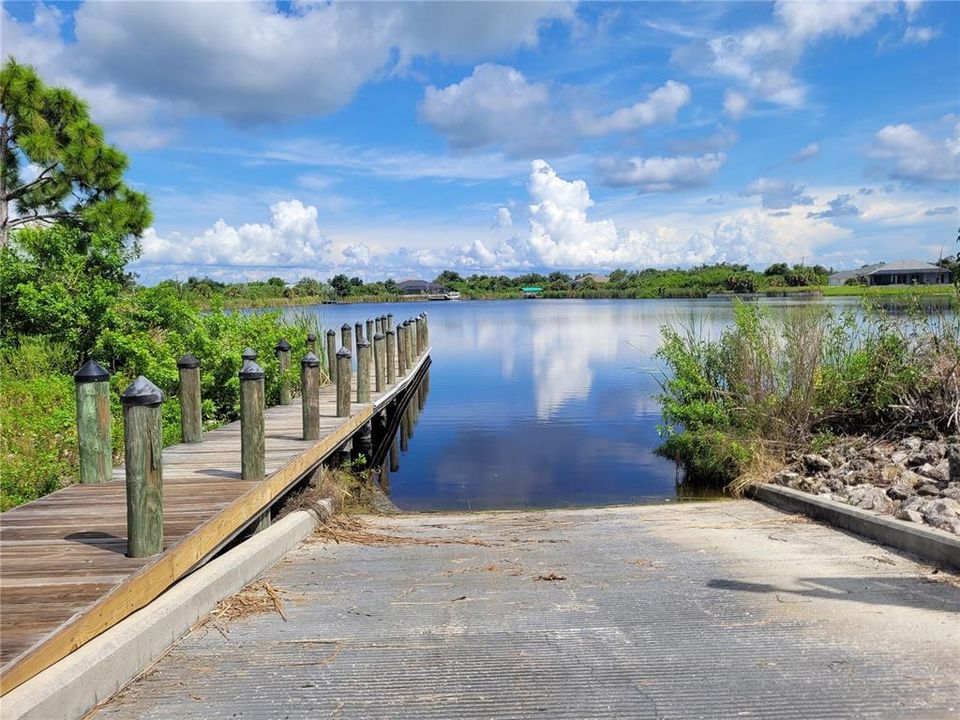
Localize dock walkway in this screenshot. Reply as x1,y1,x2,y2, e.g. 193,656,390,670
0,334,430,694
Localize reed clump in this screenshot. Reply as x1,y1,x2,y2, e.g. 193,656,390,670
655,294,960,492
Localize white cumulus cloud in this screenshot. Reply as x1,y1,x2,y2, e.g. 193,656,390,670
723,89,749,121
742,178,814,209
673,1,906,110
421,65,691,155
578,80,691,135
138,200,330,269
870,117,960,183
596,154,726,191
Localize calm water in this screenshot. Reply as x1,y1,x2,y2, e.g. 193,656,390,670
286,297,866,511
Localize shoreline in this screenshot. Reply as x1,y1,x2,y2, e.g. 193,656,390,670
204,284,957,311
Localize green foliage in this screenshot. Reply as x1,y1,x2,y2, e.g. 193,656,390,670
0,337,82,510
0,58,151,244
1,224,133,357
655,298,960,487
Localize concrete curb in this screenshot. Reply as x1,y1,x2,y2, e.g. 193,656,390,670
752,484,960,570
1,500,333,720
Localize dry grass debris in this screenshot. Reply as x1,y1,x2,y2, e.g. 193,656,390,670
205,579,287,629
312,515,492,547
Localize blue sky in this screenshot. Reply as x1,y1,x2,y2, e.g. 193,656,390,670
4,0,959,283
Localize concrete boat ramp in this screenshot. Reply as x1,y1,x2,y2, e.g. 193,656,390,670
89,501,959,720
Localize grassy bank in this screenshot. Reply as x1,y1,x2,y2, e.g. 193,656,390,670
0,291,326,511
655,293,960,491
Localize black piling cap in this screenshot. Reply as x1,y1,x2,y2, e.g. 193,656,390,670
239,359,265,380
275,338,291,353
357,337,371,348
386,329,395,336
301,351,321,368
337,347,352,358
307,332,317,343
120,375,165,406
374,332,384,341
74,359,110,383
241,347,258,361
387,313,394,319
355,322,362,329
341,323,351,331
177,353,200,369
326,328,336,337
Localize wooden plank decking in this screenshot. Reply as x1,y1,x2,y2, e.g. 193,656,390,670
0,348,431,694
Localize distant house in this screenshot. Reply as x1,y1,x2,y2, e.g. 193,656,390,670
828,263,883,286
521,286,543,298
867,260,952,286
398,279,446,295
573,273,609,287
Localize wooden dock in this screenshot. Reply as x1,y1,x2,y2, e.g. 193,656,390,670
0,333,431,695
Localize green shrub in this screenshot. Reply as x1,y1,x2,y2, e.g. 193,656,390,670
655,296,960,488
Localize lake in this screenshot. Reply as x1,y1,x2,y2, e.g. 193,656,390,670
284,297,866,512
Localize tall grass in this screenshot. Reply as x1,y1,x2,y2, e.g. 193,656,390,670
655,295,960,490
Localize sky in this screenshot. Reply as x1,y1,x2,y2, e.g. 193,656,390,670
3,0,959,284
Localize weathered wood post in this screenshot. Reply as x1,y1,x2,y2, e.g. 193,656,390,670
74,359,112,484
407,319,415,365
301,352,321,441
242,347,257,362
366,318,375,342
240,355,268,531
397,323,407,377
415,316,423,355
121,376,165,558
387,313,394,332
374,332,385,393
357,337,371,403
422,313,429,348
400,404,410,451
389,434,400,472
306,333,317,355
341,323,352,353
177,354,202,444
375,317,382,335
355,321,364,349
386,329,396,385
326,329,337,386
275,339,292,406
336,348,352,417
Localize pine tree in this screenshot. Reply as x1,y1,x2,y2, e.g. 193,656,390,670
0,58,151,247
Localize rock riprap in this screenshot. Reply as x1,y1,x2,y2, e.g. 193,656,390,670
771,436,960,536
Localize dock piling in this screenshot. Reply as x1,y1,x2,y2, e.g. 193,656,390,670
239,357,268,530
341,323,352,353
120,376,165,558
357,337,371,403
306,333,317,355
366,319,374,343
301,352,321,441
386,313,394,332
336,348,352,417
74,359,112,484
275,339,291,406
374,317,382,335
374,333,385,393
177,354,202,444
386,329,396,385
326,329,337,385
355,321,364,349
397,323,406,377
